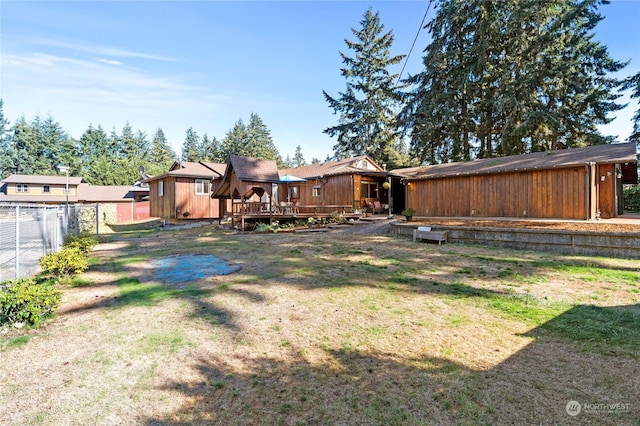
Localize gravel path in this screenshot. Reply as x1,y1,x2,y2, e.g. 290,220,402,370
339,218,397,236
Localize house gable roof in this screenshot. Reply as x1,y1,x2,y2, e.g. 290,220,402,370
1,174,84,185
279,155,384,179
399,143,638,181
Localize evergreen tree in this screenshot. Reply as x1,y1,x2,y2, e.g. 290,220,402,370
283,155,294,168
181,127,201,162
220,113,283,166
0,100,15,178
11,115,76,175
119,122,149,161
84,156,140,186
323,8,405,166
622,70,640,143
293,145,306,167
202,134,224,162
201,134,212,161
403,0,625,163
78,125,110,183
147,128,176,175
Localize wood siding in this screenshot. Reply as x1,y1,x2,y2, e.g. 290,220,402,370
6,183,77,197
406,167,589,220
175,177,215,219
149,177,221,220
278,175,357,208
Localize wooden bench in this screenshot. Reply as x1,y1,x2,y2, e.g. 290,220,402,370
413,226,447,245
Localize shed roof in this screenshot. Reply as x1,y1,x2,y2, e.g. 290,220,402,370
279,155,384,179
400,143,637,181
141,161,226,183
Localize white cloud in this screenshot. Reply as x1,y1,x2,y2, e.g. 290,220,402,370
96,58,123,66
27,37,181,63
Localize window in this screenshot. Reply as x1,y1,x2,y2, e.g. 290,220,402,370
312,185,321,197
16,184,28,193
360,181,378,199
43,185,50,193
158,181,164,197
288,186,299,200
195,179,210,195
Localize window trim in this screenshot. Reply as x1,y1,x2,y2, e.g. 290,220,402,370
158,181,164,197
195,179,210,196
16,184,29,193
360,181,378,199
43,185,50,193
312,185,321,197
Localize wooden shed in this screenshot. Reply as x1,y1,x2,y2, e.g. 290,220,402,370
143,161,227,221
399,143,637,220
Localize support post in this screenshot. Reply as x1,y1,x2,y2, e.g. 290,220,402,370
15,206,20,279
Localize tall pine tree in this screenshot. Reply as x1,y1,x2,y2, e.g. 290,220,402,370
403,0,625,163
148,128,176,174
323,8,406,167
181,127,201,162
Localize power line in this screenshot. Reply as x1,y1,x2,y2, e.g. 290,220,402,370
396,0,434,87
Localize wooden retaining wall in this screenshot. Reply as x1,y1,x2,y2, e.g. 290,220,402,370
390,222,640,259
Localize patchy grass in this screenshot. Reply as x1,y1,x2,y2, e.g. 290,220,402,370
0,225,638,425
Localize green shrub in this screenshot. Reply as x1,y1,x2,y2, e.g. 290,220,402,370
255,222,280,233
63,233,98,255
0,279,61,326
623,185,640,212
40,247,89,276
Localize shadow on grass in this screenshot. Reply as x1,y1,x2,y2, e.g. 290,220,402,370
143,320,640,426
529,304,640,352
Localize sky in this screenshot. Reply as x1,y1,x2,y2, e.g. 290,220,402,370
1,1,639,163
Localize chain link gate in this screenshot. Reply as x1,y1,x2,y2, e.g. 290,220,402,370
0,205,66,280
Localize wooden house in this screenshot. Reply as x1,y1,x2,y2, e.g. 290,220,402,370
279,155,390,213
397,142,638,220
143,161,227,221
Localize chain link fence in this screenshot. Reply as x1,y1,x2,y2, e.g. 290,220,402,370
0,205,66,281
1,202,150,280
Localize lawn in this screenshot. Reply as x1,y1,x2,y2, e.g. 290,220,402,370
1,224,639,425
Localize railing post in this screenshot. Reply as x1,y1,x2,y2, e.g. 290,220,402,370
15,206,19,279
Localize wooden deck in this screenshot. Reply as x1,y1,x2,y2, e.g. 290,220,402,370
230,201,364,229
